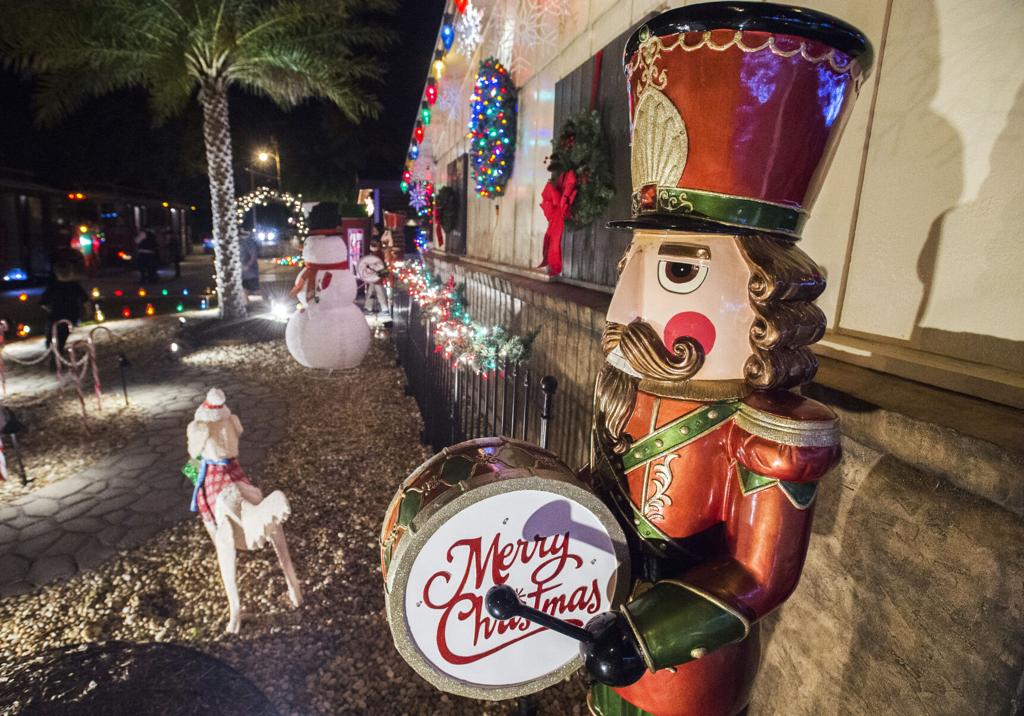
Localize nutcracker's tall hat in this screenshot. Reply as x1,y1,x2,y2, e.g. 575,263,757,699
610,2,873,240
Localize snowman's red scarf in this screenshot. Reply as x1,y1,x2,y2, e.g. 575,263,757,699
290,261,349,302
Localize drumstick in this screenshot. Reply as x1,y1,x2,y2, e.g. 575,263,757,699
485,584,593,643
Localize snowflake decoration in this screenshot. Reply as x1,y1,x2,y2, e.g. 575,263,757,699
408,182,431,212
495,0,550,79
537,0,572,46
438,81,463,122
456,1,484,58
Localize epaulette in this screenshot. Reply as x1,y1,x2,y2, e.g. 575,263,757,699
734,391,840,448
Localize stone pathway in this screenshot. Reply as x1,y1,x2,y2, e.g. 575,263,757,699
0,324,287,596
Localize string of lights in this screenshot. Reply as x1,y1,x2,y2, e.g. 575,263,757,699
235,188,308,240
5,285,215,341
393,259,534,373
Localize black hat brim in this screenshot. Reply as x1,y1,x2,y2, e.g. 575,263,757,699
607,214,797,242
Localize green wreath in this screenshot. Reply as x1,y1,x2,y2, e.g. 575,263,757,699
436,186,459,233
547,109,615,229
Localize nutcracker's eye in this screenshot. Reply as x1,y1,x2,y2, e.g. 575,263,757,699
658,260,708,294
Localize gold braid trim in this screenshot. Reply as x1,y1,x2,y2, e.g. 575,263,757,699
627,30,861,97
734,402,840,447
619,604,657,673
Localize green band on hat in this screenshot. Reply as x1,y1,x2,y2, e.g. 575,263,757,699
632,185,807,237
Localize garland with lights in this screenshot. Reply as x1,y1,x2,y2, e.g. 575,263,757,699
235,188,308,240
468,58,517,198
5,285,215,343
394,260,536,372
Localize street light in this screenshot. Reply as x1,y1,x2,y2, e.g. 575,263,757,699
255,143,282,189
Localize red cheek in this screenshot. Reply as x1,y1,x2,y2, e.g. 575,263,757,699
664,311,716,355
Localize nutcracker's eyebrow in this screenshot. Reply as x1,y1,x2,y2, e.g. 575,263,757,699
659,243,710,260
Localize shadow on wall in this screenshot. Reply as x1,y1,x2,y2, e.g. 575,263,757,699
753,10,1024,698
905,14,1024,372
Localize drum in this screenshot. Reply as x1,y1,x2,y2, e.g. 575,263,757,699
380,437,630,700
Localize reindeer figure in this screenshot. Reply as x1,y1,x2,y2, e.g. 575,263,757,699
186,388,302,633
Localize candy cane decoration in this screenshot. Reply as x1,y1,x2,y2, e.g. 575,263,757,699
87,340,101,412
0,318,113,416
88,326,116,413
52,319,71,386
65,340,88,418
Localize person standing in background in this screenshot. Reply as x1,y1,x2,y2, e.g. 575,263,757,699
239,229,261,293
135,229,159,284
41,256,90,368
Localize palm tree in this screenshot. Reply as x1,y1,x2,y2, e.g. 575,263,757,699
1,0,392,319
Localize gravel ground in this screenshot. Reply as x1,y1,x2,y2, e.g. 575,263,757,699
0,326,587,715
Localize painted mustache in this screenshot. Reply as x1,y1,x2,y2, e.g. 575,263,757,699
603,320,704,382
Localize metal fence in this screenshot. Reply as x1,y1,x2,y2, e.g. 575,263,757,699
391,286,558,453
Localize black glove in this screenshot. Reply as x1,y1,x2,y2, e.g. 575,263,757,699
484,585,647,687
580,611,647,687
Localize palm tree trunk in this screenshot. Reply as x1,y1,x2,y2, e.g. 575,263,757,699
199,80,247,319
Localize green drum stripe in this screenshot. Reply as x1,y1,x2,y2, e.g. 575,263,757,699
634,186,807,236
622,403,738,471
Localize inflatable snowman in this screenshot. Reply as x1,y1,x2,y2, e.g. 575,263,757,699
285,228,370,369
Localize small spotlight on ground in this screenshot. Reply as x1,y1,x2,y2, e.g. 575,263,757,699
170,342,180,353
269,301,290,322
178,316,187,324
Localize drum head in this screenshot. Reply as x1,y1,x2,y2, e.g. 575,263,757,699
383,439,629,700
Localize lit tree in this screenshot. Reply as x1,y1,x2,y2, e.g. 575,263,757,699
1,0,392,318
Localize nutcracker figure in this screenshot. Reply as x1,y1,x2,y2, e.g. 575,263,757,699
494,3,873,714
381,3,872,713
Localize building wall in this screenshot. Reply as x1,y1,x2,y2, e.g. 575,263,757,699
415,0,1024,407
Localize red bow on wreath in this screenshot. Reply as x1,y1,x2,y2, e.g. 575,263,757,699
433,203,444,248
539,170,577,276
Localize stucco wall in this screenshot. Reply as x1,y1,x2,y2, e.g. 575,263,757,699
754,437,1024,715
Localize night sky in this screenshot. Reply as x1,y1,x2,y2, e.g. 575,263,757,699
0,0,445,211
